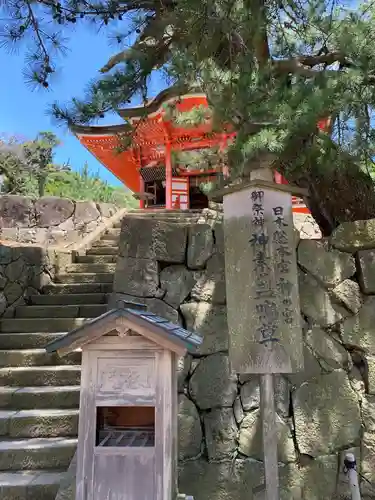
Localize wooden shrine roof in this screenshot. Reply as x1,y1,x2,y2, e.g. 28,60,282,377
70,88,236,190
45,306,203,357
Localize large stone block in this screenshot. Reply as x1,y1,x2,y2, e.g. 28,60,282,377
299,455,338,500
160,265,196,307
191,253,226,304
293,370,361,456
361,432,375,492
0,195,34,228
0,293,6,315
305,326,351,371
298,240,355,288
340,296,375,354
180,302,228,354
177,355,192,392
238,409,296,463
17,228,48,245
73,201,100,225
330,219,375,252
35,197,74,227
4,282,23,305
178,395,202,461
287,344,322,387
240,376,290,417
0,227,19,241
55,453,76,500
187,224,214,269
119,218,187,263
362,396,375,432
365,356,375,395
299,271,349,327
113,258,162,297
0,245,14,265
97,202,117,218
233,397,244,424
189,353,237,410
5,258,26,283
357,249,375,294
293,213,322,240
331,279,362,314
21,246,50,267
204,408,237,460
178,459,265,500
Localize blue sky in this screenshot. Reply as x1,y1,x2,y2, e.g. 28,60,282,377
0,21,166,186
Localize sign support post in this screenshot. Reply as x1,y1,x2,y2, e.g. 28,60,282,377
215,165,307,500
260,373,279,499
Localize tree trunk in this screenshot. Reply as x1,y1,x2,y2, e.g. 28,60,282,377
272,133,375,236
300,164,375,236
38,175,46,197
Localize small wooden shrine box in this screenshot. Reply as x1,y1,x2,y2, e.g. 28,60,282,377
46,305,202,500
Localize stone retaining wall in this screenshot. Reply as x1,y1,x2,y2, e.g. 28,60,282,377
112,211,375,500
0,195,118,246
0,244,58,317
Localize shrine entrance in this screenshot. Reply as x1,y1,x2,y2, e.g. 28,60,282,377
71,87,317,215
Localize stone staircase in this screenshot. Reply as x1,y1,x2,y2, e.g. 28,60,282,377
0,224,121,499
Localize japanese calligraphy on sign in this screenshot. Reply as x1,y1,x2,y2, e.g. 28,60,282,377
223,185,303,374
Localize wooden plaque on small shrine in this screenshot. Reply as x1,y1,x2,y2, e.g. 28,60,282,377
223,183,303,374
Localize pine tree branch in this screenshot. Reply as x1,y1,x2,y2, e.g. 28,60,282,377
272,52,348,76
252,0,270,67
100,16,174,73
25,0,50,64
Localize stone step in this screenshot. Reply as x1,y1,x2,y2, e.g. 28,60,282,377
125,209,202,219
15,304,107,319
65,263,116,274
102,227,121,240
54,273,114,284
0,350,81,368
0,386,80,410
86,246,119,256
28,293,108,306
0,409,79,439
0,333,66,350
75,254,117,264
91,239,119,248
0,366,81,387
42,283,113,295
0,437,77,470
0,318,88,333
0,470,65,499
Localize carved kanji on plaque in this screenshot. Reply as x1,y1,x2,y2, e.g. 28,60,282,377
223,184,303,374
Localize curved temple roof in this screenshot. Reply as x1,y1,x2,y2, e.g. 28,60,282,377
70,88,234,191
71,87,328,214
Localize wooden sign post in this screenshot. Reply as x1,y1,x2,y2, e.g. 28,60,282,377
219,168,305,500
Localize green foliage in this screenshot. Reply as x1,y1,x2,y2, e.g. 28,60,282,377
0,133,60,196
5,0,375,230
0,133,137,207
45,162,138,207
4,0,375,170
172,147,226,171
22,131,60,196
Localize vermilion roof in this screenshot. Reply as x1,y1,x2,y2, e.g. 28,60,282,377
71,87,331,196
71,89,236,190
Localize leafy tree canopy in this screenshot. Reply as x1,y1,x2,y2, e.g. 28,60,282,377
0,132,61,196
0,133,137,207
46,161,138,207
3,0,375,232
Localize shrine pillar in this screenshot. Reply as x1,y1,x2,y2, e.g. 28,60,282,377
165,141,173,209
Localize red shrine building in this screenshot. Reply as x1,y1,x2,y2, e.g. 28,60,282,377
71,87,320,214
